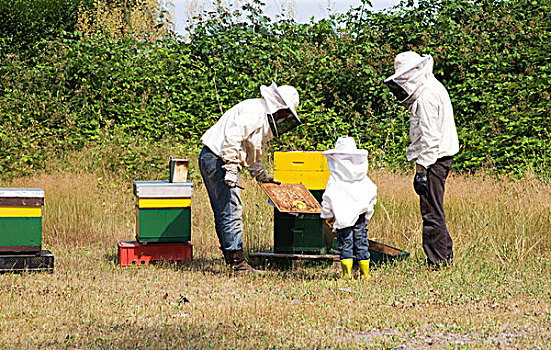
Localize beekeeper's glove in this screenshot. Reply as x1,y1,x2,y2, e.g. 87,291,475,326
222,163,239,188
248,161,281,184
324,217,335,229
413,164,428,196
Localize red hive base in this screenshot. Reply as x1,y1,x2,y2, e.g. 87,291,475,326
118,241,192,266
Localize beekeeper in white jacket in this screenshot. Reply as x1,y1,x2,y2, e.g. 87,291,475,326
199,82,300,274
384,51,459,267
320,136,377,279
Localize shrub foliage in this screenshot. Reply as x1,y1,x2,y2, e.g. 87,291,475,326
0,0,549,177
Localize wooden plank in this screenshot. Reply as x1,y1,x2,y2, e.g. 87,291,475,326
169,158,189,183
0,245,41,253
259,183,322,214
0,197,44,206
249,249,338,260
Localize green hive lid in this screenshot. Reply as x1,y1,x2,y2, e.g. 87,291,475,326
0,188,44,198
133,181,193,198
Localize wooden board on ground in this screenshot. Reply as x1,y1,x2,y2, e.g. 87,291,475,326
248,249,339,269
249,238,410,270
259,183,322,214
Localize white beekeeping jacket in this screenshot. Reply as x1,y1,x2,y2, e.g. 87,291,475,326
385,53,459,168
200,98,273,169
320,137,377,230
200,84,298,169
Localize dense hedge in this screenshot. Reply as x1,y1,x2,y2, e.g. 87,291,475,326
0,0,89,54
0,0,549,177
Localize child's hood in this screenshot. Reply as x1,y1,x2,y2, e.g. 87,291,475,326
324,152,369,182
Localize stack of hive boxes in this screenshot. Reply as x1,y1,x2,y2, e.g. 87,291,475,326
0,188,54,272
272,152,332,254
118,159,194,266
133,181,193,244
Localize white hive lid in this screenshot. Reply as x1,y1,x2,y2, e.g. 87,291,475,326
0,188,44,198
133,181,194,198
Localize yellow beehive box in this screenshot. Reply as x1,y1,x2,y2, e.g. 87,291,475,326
273,152,330,190
274,151,329,172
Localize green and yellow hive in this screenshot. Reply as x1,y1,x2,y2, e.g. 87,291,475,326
0,188,44,253
272,152,332,254
133,181,193,244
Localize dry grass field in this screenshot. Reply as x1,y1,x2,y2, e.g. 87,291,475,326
0,158,550,349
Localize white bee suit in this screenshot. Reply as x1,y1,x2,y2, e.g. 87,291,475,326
384,53,459,168
320,137,377,230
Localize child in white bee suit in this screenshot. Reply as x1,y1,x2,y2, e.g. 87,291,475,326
320,136,377,279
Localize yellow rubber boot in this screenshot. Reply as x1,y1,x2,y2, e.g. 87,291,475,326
340,259,353,279
358,259,371,281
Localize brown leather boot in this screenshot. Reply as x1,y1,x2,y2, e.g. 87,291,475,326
220,248,231,265
227,249,261,275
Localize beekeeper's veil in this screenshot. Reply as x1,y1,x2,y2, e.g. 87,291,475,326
384,51,434,104
261,82,301,137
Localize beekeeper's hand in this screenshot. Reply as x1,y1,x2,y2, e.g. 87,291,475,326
222,163,239,188
413,164,428,196
324,217,335,229
248,161,281,184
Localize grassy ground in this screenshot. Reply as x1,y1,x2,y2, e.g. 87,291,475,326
0,163,550,349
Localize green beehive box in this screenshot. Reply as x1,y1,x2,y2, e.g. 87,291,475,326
271,151,334,254
272,188,335,254
137,208,191,243
273,209,330,254
0,188,44,253
133,181,193,244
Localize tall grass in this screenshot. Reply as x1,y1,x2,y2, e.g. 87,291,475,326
1,157,550,348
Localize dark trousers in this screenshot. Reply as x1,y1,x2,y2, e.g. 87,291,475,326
420,157,453,265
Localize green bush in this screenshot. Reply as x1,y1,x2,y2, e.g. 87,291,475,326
0,0,549,178
0,0,87,54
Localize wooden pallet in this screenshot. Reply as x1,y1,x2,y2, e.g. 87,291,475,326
249,239,410,269
0,250,54,273
248,249,339,269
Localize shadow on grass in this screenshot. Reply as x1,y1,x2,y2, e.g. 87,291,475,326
104,249,421,280
103,250,232,275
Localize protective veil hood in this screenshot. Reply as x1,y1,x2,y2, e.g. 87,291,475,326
384,52,434,104
323,137,369,182
260,82,301,137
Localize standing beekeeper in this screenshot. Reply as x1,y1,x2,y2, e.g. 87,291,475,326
320,136,377,279
199,82,301,274
384,51,459,267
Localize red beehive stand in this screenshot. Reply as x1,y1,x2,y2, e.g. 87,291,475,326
118,241,192,266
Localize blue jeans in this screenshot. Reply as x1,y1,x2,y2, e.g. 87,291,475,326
337,214,370,261
198,146,243,251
